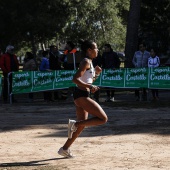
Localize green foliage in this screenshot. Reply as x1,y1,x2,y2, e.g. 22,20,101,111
63,0,129,51
0,0,129,55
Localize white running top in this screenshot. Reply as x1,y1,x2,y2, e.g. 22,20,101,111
79,59,95,84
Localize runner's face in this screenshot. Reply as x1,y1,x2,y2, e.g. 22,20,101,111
89,43,98,58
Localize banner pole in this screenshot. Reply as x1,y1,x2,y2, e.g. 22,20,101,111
8,72,12,104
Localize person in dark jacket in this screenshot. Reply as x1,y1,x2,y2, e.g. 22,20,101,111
0,45,19,103
49,45,62,100
101,44,119,102
49,45,62,70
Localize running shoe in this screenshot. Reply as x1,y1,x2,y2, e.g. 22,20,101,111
68,119,77,139
58,147,74,158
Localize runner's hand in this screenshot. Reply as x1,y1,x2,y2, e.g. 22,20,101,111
90,85,100,93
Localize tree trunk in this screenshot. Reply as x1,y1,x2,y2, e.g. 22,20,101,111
125,0,141,68
30,33,37,57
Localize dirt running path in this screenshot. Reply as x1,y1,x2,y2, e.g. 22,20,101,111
0,103,170,170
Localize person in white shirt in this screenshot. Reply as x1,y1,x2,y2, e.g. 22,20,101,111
148,48,160,100
132,42,150,101
148,48,160,68
58,40,108,158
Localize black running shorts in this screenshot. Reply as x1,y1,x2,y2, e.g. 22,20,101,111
73,88,90,100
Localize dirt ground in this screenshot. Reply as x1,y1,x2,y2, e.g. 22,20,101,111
0,91,170,170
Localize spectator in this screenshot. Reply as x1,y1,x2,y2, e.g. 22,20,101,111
23,52,37,102
39,50,53,102
23,52,37,71
49,45,62,70
61,41,77,70
101,44,120,102
49,45,62,100
132,42,150,101
60,41,77,100
0,45,19,103
148,48,160,100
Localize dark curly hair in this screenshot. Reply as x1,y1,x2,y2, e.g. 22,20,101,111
78,39,95,52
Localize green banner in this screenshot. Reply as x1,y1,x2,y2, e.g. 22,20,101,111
32,71,55,91
100,69,125,88
93,74,101,86
125,68,148,88
54,70,76,89
12,70,77,94
149,67,170,89
12,71,33,93
12,68,170,94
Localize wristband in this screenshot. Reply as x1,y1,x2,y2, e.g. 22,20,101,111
89,85,94,90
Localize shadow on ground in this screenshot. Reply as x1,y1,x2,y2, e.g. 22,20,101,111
0,158,67,169
0,100,170,137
